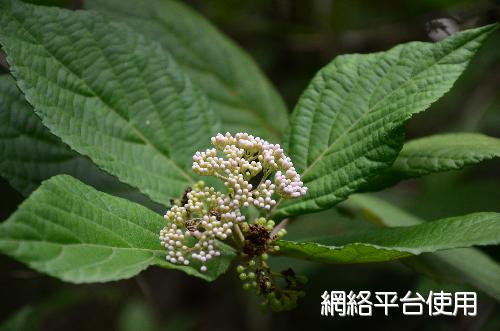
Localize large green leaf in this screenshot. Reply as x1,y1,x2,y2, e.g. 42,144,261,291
277,212,500,263
0,0,217,206
273,24,497,220
0,75,162,212
84,0,288,142
363,133,500,190
0,175,234,283
347,194,500,300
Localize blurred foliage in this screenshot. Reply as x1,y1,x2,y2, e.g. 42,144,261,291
0,306,37,331
1,0,499,330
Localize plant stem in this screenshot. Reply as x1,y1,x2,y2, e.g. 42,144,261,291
214,172,229,181
271,218,289,237
233,223,245,247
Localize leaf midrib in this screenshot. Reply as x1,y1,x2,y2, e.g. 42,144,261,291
280,240,416,254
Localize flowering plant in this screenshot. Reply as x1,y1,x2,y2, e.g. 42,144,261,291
161,132,308,309
0,0,499,316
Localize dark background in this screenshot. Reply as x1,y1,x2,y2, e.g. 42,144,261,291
1,0,500,330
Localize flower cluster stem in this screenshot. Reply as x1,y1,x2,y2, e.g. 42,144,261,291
233,223,246,248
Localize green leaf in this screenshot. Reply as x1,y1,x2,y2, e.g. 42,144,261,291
84,0,288,142
363,133,500,190
273,24,497,220
0,0,217,206
347,194,422,227
0,75,121,195
347,194,500,301
277,212,500,264
0,75,163,212
0,175,234,283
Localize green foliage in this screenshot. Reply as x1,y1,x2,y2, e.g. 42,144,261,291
273,24,497,220
0,0,498,307
0,175,234,282
277,212,500,263
117,301,157,331
0,75,126,196
84,0,288,142
0,75,163,212
364,133,500,190
0,0,217,206
116,299,195,331
0,306,36,331
348,194,500,300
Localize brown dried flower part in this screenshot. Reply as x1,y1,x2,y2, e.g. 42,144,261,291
243,224,271,257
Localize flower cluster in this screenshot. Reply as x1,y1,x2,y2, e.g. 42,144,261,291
159,182,243,272
192,132,307,210
160,132,307,273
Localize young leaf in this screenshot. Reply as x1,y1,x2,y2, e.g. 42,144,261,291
347,194,500,300
84,0,289,142
362,133,500,191
0,175,234,283
277,212,500,263
0,0,217,206
273,24,497,220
